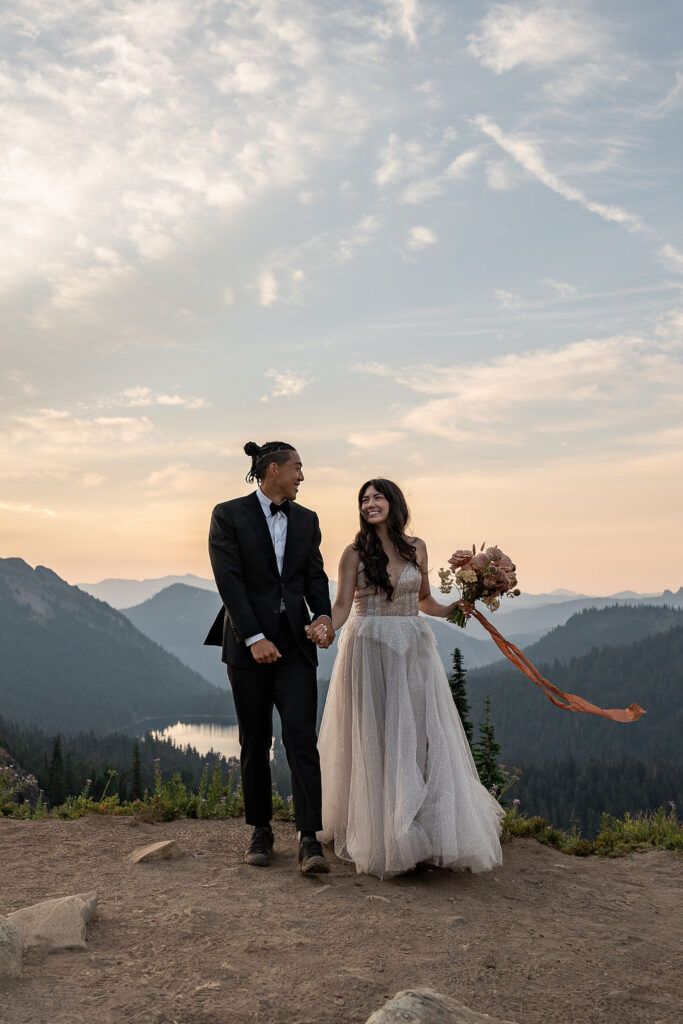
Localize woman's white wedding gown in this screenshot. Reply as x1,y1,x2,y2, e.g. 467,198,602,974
318,562,504,879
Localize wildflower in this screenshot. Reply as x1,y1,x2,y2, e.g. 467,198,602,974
513,798,520,806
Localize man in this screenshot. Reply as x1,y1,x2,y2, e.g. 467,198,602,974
204,440,334,873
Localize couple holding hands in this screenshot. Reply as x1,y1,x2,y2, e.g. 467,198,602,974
206,440,503,880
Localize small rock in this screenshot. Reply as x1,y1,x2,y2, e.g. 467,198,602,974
0,919,22,978
129,840,184,863
365,988,518,1024
8,892,98,951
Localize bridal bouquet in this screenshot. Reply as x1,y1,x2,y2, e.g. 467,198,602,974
438,543,521,627
436,543,644,723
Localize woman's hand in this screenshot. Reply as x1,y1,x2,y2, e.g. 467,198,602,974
443,599,473,619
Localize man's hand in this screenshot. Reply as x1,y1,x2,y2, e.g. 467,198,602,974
305,616,335,649
250,638,282,664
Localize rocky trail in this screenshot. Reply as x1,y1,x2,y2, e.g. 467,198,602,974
1,817,680,1024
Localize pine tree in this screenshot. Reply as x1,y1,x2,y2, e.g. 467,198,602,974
448,647,473,748
47,735,66,806
473,695,506,795
130,741,143,800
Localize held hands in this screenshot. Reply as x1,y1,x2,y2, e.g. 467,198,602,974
250,638,282,664
305,616,335,649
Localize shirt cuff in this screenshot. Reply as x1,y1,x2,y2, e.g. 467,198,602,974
245,633,266,647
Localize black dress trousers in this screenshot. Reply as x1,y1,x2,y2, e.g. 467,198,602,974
227,613,321,832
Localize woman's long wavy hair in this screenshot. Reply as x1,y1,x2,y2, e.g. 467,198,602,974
353,479,418,601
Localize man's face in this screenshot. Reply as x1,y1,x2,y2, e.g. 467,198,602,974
274,450,304,500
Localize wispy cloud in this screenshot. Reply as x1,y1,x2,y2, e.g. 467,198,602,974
347,430,407,448
467,3,604,74
659,245,683,274
541,278,576,298
407,225,437,250
0,501,55,517
474,115,646,232
356,331,683,443
9,410,154,447
258,271,279,307
117,387,207,409
261,369,314,403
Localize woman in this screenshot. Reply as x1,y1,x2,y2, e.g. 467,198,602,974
313,479,504,879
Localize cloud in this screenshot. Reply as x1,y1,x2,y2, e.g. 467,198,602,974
9,409,154,447
117,387,206,409
145,463,199,493
443,150,479,181
467,3,603,74
354,332,683,442
485,160,516,191
261,369,314,402
382,0,422,47
334,215,381,263
258,271,279,307
374,134,438,187
541,278,576,298
1,1,374,311
80,472,106,488
0,501,55,517
347,431,407,448
407,225,437,250
659,245,683,274
474,115,645,232
493,289,524,310
543,63,627,104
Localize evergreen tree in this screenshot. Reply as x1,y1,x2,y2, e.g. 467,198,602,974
473,695,505,795
130,741,143,800
448,647,473,748
47,735,65,806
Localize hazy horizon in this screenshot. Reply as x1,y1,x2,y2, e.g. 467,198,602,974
2,1,682,593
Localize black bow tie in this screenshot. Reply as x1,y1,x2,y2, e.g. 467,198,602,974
269,500,290,518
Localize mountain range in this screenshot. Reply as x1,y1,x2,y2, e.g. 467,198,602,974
122,582,499,681
0,558,227,734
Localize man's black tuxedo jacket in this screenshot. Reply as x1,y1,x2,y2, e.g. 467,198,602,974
204,491,332,669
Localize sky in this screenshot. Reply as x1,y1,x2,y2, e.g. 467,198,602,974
1,0,683,594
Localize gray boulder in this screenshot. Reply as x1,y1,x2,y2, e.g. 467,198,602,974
8,892,98,951
366,989,517,1024
0,919,22,978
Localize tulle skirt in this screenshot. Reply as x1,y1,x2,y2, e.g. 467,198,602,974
318,614,504,879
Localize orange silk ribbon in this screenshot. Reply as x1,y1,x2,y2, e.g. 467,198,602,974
470,608,646,722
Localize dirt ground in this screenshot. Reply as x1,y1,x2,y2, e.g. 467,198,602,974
0,816,681,1024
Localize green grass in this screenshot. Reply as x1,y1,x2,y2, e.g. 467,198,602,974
1,759,295,824
3,762,680,856
502,803,682,856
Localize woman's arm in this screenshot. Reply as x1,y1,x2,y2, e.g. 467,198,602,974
415,538,463,619
331,544,360,631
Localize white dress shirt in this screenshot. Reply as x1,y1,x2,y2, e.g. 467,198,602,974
245,488,288,647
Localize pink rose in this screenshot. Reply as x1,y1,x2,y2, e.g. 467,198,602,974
449,550,473,568
485,546,502,561
472,552,491,570
493,554,515,572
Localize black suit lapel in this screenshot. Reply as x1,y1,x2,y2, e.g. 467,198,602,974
282,501,303,578
242,491,279,576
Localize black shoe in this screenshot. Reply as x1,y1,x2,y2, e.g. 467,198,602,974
298,834,330,874
244,827,274,866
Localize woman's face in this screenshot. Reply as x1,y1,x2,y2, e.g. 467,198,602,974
360,486,390,525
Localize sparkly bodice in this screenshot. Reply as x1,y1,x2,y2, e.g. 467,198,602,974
354,561,421,617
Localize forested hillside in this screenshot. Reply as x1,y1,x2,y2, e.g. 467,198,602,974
465,618,683,763
0,558,227,733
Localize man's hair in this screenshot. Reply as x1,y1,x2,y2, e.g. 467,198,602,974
244,441,296,483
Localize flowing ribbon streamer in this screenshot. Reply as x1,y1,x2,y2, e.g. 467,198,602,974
470,608,645,722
